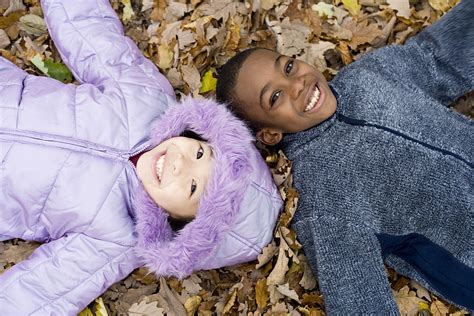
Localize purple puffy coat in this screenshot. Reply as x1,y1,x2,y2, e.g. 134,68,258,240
0,1,281,315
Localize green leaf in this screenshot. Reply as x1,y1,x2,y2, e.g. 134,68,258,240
200,68,217,94
30,54,73,83
43,59,73,83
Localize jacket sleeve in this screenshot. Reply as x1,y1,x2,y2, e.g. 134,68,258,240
295,217,400,315
381,0,474,106
40,0,175,98
0,233,139,316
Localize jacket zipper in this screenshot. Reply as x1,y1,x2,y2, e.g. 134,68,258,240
336,113,473,168
0,128,149,163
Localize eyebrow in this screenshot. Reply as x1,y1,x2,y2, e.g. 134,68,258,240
259,54,284,109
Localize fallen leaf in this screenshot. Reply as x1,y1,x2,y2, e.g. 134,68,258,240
0,29,10,48
222,288,238,314
428,0,458,12
200,68,217,93
430,300,449,316
276,283,300,303
255,278,269,309
312,2,334,18
17,14,47,36
342,0,361,16
267,246,289,286
129,299,164,316
120,0,134,22
387,0,411,18
4,0,25,16
393,285,424,315
184,295,202,316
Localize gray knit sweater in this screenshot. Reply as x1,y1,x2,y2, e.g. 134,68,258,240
281,1,473,314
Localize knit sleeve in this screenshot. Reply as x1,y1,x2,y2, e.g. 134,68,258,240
294,217,400,315
377,0,474,106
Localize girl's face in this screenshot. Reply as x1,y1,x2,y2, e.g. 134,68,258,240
234,49,337,144
136,136,213,219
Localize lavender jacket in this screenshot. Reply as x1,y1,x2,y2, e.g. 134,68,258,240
0,1,281,315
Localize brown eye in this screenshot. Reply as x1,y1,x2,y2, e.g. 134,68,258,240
270,91,281,107
285,59,294,75
196,145,203,159
191,179,197,195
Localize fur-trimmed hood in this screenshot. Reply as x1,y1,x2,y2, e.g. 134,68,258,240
134,97,282,278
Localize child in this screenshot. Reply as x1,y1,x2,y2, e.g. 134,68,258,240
0,1,282,315
216,0,473,314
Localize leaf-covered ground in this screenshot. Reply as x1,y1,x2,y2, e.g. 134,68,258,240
0,0,472,315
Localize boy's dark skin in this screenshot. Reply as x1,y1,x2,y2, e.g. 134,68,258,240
233,49,337,144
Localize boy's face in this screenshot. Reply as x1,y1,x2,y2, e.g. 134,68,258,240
137,136,213,219
234,49,337,145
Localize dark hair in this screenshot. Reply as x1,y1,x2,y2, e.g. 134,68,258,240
216,47,265,133
167,216,192,232
180,129,205,142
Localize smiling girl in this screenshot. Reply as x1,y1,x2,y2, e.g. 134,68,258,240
0,1,282,314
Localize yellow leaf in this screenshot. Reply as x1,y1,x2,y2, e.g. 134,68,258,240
222,288,238,314
184,295,202,316
199,68,217,94
78,307,94,316
157,44,174,70
342,0,361,16
121,0,134,22
255,278,269,309
78,298,108,316
428,0,458,12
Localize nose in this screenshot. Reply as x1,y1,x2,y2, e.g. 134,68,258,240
289,75,305,99
172,152,185,175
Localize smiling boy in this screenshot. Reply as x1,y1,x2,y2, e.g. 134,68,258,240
216,1,474,314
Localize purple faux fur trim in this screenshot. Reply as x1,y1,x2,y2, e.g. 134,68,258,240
134,97,254,278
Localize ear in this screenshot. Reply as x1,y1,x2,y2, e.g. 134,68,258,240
256,128,283,146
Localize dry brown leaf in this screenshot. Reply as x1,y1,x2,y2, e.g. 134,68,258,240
343,17,384,49
129,299,164,316
428,0,458,12
276,283,300,303
387,0,411,18
256,241,278,269
184,295,202,316
298,255,317,290
222,288,238,314
4,0,25,16
255,278,269,310
181,63,201,95
267,246,289,286
393,285,424,315
430,300,449,316
0,29,10,48
0,241,40,264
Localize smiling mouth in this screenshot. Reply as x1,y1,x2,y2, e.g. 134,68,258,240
304,84,321,112
155,154,166,182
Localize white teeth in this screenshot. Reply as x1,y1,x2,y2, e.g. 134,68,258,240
304,85,320,112
155,155,165,181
